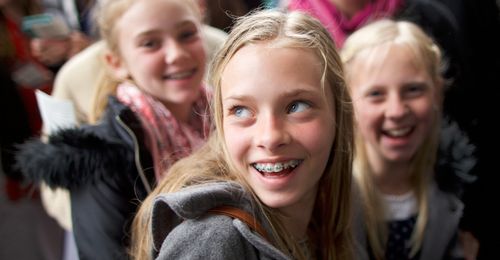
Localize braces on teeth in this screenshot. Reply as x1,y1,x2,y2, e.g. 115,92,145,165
253,160,301,173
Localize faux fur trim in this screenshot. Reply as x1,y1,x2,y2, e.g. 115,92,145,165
15,128,134,189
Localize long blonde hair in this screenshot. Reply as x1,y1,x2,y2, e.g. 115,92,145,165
88,0,202,123
131,9,354,260
341,19,444,259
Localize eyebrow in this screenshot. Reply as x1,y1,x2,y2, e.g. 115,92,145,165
223,87,322,102
134,20,197,38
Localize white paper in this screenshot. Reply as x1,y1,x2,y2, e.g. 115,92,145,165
35,90,77,134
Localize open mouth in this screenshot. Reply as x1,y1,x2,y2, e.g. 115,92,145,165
382,127,413,138
163,69,196,80
251,159,302,177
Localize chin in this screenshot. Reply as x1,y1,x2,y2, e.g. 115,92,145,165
258,193,298,210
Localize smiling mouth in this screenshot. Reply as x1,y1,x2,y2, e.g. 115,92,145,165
252,160,302,177
382,127,413,137
163,69,196,80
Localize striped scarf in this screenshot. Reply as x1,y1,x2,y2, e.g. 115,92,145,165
116,82,211,182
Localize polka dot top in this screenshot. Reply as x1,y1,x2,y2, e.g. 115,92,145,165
383,191,420,260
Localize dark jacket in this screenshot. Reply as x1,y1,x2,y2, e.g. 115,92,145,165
16,96,155,260
1,65,32,180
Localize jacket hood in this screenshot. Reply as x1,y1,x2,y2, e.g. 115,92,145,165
151,182,290,260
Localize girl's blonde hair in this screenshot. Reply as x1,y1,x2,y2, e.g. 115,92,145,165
88,0,202,123
131,9,354,260
341,19,444,259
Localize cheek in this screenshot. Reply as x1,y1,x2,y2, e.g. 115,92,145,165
296,121,335,156
223,124,248,167
355,106,380,137
189,41,206,64
414,101,436,132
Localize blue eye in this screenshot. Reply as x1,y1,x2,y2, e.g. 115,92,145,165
233,106,252,118
288,101,310,113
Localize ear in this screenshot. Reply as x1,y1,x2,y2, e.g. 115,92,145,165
105,51,129,80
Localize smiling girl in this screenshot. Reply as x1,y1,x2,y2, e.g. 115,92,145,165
341,19,464,260
17,0,211,259
131,9,354,260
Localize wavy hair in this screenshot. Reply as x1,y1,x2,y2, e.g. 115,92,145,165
131,9,354,260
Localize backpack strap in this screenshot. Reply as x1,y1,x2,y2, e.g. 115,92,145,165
208,205,269,241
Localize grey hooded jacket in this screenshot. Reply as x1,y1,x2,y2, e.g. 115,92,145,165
151,182,291,260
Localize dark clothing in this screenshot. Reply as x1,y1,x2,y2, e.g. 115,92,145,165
1,66,32,180
16,96,155,260
436,1,500,258
385,215,418,260
397,0,467,122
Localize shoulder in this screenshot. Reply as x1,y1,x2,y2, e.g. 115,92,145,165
152,183,256,259
151,182,291,260
156,214,255,259
429,183,463,215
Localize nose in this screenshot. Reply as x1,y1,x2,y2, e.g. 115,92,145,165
255,113,291,151
165,40,189,64
385,95,409,120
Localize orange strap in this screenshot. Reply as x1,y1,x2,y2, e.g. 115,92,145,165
208,205,269,241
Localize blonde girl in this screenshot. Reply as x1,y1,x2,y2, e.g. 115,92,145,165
131,9,354,260
342,19,463,259
17,0,211,259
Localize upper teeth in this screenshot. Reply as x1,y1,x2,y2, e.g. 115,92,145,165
253,160,301,173
385,127,411,137
166,70,193,79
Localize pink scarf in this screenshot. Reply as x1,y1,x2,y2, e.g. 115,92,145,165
116,82,211,182
288,0,403,48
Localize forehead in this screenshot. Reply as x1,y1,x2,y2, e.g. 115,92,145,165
354,43,427,71
348,44,429,82
117,0,198,33
221,43,324,94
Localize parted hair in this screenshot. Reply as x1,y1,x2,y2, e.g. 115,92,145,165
131,9,354,260
341,19,444,260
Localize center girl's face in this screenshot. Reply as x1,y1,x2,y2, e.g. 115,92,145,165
221,43,336,213
113,0,206,107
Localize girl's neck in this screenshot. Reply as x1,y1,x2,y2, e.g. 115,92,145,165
366,149,412,195
278,190,316,240
329,0,370,19
162,100,194,124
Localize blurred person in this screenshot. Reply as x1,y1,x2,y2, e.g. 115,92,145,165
342,19,466,259
29,0,101,68
17,0,213,259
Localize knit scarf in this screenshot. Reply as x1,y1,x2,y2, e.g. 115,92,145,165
288,0,403,48
116,82,211,182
